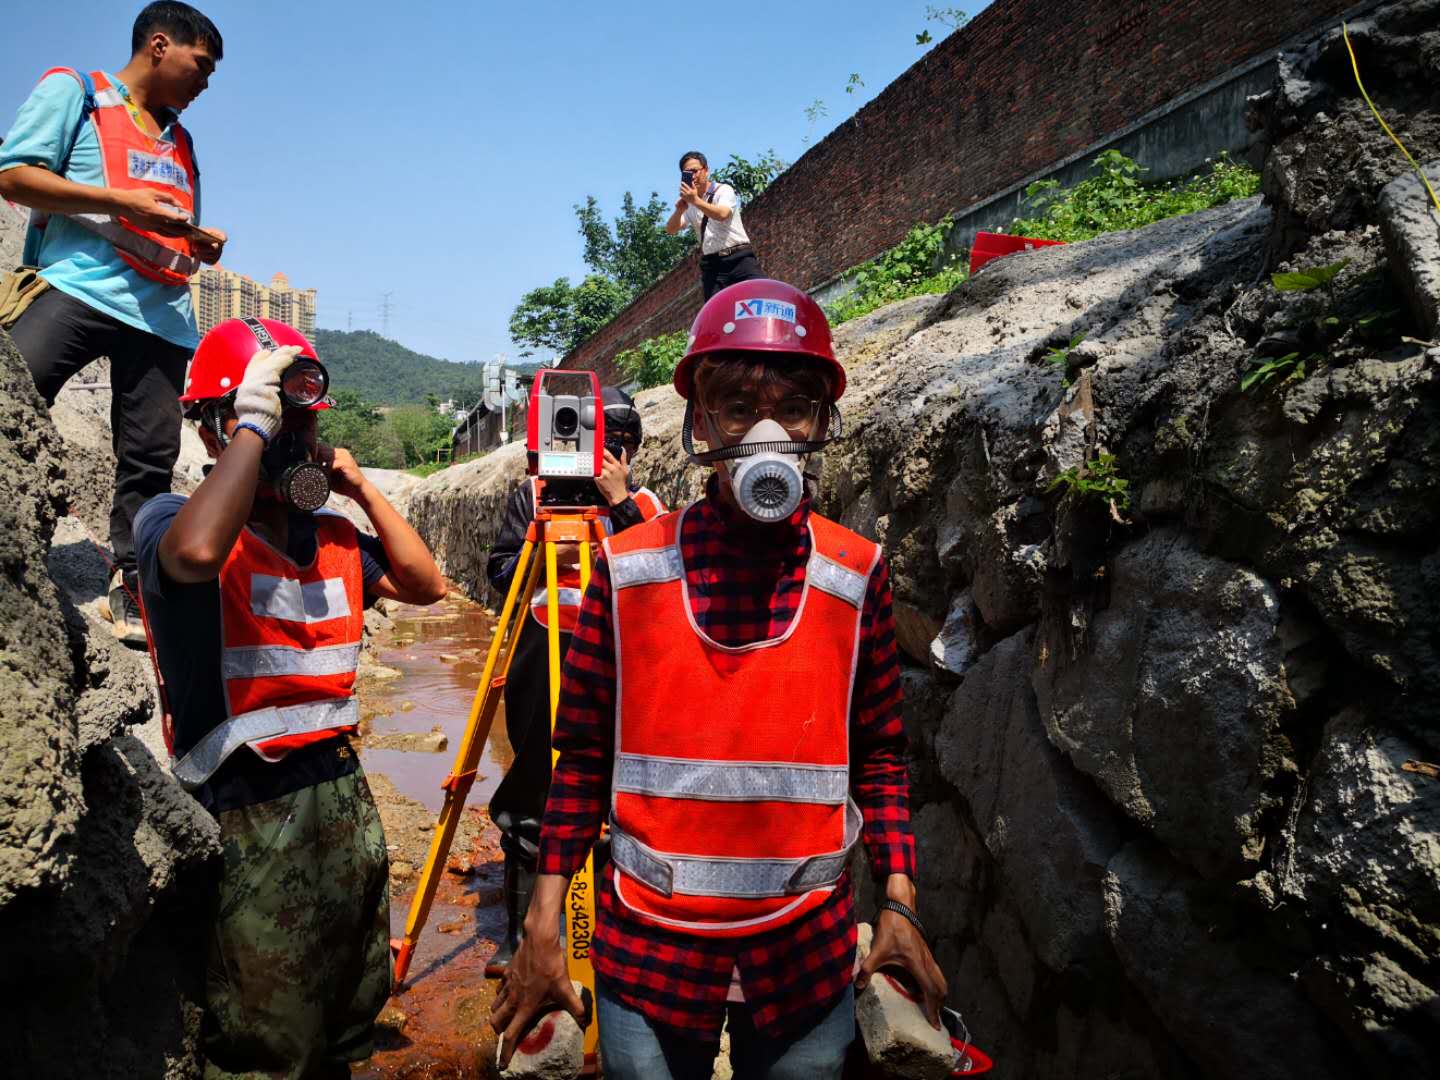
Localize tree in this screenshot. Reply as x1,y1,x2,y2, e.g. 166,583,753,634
508,274,629,358
318,388,384,461
713,150,788,205
384,405,452,468
576,192,693,297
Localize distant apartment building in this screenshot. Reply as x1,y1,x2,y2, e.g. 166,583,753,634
190,267,317,338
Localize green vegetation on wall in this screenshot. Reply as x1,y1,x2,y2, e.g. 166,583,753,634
615,330,688,391
1004,150,1261,243
827,215,969,326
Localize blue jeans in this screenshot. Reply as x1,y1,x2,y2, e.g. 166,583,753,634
596,978,854,1080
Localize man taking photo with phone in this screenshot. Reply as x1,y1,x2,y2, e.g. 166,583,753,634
665,150,763,300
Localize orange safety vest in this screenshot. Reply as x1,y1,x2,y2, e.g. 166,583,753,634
527,479,666,632
169,511,365,789
34,68,201,285
603,505,876,937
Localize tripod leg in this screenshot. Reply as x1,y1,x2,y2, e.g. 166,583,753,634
392,535,543,986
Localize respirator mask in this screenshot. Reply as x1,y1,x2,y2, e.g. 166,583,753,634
681,398,842,523
259,430,331,512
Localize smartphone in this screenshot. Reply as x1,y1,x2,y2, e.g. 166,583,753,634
681,169,695,185
179,220,215,241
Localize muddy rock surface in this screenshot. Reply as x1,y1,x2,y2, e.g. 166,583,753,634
408,7,1440,1075
0,328,220,1078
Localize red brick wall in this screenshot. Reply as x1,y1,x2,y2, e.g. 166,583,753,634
564,0,1358,384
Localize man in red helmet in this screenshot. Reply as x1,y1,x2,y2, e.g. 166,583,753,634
0,2,227,644
132,317,447,1078
494,281,945,1078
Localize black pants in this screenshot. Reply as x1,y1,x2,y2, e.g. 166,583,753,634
701,248,764,299
10,287,189,575
489,613,564,853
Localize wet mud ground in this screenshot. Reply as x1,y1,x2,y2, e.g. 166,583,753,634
352,595,513,1078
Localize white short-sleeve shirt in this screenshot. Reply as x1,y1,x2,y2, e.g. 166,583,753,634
683,182,750,255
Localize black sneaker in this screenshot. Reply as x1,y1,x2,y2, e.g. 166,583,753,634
107,569,148,646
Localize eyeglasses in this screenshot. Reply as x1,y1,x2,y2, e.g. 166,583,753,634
706,395,821,438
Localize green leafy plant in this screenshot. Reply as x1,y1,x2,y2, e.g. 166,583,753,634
918,5,969,43
1047,453,1131,512
845,73,865,95
1271,258,1350,293
1006,150,1261,243
1044,331,1087,386
615,330,688,391
826,216,969,326
1240,351,1315,394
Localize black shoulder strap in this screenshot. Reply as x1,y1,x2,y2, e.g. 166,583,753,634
701,182,720,241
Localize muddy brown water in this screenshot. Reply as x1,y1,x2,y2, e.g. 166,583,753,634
361,599,515,813
356,596,515,1078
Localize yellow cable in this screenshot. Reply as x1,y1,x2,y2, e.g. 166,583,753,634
1343,22,1440,216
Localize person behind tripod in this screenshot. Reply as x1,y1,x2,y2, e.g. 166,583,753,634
483,385,665,977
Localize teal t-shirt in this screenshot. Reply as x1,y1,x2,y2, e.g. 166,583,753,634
0,71,201,349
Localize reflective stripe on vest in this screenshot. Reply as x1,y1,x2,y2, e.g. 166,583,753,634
604,504,879,936
67,212,200,278
222,642,361,680
530,587,585,613
249,573,352,623
171,698,359,790
609,546,865,609
610,799,863,899
614,753,850,804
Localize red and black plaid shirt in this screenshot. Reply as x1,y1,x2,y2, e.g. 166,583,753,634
538,482,914,1042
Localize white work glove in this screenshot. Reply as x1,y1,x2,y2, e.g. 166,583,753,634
232,345,301,442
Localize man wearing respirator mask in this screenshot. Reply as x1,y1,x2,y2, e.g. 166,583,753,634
492,280,944,1079
132,316,446,1077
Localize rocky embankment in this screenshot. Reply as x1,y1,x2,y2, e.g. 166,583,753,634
0,333,219,1075
410,7,1440,1076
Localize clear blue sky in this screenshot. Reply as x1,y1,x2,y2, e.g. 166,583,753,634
2,1,990,365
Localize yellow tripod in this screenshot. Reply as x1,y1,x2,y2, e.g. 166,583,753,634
391,498,606,1069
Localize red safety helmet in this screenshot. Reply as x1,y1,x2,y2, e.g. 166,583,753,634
673,279,845,401
179,317,330,414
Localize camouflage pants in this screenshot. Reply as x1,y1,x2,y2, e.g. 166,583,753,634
203,760,391,1080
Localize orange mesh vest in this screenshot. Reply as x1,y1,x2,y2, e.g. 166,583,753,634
604,504,876,937
527,479,666,631
36,68,200,285
169,511,364,788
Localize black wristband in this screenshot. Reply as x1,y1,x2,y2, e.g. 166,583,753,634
878,899,926,941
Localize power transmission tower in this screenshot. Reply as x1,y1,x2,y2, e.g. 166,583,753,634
379,292,394,338
347,310,353,332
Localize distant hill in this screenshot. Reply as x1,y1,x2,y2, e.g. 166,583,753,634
312,329,490,405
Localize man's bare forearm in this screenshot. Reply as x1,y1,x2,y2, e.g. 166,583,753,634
665,205,686,234
0,164,124,216
353,480,447,603
522,874,569,938
159,430,264,583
